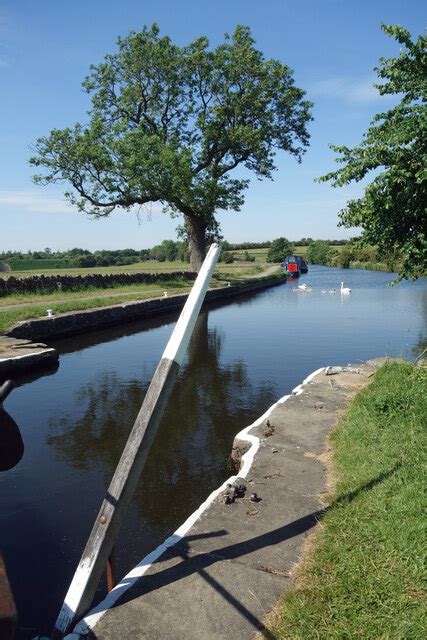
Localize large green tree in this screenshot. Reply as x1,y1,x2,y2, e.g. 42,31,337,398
266,237,293,262
30,25,312,271
318,25,426,281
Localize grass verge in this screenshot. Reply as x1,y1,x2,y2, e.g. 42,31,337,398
265,361,426,639
0,270,284,334
0,279,195,334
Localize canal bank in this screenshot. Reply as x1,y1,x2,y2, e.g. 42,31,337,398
0,276,285,376
3,266,424,638
66,360,378,640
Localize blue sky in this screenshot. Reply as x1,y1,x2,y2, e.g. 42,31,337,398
0,1,424,251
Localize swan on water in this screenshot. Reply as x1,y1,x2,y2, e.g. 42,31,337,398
293,283,313,292
340,282,351,294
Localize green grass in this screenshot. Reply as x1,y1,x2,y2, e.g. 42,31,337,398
1,260,194,278
0,280,193,307
266,361,426,639
1,259,267,279
0,278,197,334
232,247,309,261
232,248,270,261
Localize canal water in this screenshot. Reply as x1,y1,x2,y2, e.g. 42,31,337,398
1,266,425,638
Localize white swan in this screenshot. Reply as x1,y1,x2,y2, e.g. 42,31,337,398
294,283,313,292
340,282,351,294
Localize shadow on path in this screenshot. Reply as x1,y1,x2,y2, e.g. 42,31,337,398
88,463,400,638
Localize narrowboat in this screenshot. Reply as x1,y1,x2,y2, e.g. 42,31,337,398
283,254,308,275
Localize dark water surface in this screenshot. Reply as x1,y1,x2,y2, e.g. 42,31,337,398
1,266,425,638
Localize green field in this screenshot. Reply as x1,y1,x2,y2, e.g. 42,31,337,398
1,260,193,278
1,259,272,279
232,246,309,261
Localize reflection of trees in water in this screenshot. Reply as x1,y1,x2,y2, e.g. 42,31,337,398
47,311,277,529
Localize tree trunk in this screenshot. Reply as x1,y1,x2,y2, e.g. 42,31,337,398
186,215,207,272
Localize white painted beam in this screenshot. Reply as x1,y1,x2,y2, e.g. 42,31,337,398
53,244,221,637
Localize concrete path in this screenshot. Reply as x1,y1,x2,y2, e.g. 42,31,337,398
67,362,377,640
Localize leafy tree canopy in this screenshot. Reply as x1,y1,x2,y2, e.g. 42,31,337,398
318,24,426,281
30,24,312,271
267,237,293,262
306,239,332,265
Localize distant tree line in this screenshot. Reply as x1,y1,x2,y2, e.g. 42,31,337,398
306,239,403,272
0,238,351,270
265,237,348,263
0,242,190,269
262,237,402,273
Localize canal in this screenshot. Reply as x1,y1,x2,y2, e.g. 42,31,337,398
1,266,425,638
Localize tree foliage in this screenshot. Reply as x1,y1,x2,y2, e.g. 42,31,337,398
267,237,293,262
318,25,426,281
30,24,312,270
306,240,332,265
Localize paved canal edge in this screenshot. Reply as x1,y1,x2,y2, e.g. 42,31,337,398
64,361,379,640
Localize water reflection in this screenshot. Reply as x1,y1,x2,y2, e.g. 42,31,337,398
47,311,276,558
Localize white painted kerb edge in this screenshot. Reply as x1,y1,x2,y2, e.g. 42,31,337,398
65,366,325,639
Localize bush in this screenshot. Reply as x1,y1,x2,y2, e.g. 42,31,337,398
73,255,97,268
223,252,235,264
244,251,255,262
267,237,293,263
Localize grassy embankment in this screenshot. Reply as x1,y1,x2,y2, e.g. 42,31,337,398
0,257,281,334
264,360,425,639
